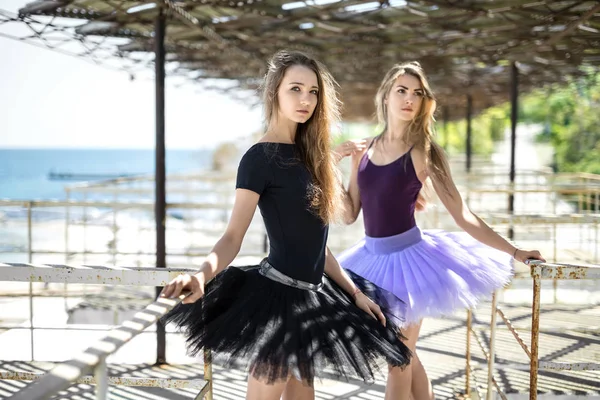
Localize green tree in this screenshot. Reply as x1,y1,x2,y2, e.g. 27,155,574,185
520,68,600,174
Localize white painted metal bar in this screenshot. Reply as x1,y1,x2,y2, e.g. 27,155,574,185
483,214,600,225
0,249,266,257
486,291,498,400
528,260,600,280
470,324,600,335
94,359,108,400
27,201,35,361
0,199,232,210
0,371,207,388
472,361,600,372
538,361,600,371
2,199,599,223
6,294,197,400
0,263,198,286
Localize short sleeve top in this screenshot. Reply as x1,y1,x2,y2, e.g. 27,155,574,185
236,143,328,284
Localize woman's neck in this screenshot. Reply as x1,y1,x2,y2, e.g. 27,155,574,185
264,116,297,143
383,118,410,143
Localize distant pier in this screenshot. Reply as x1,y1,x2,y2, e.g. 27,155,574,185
48,171,139,181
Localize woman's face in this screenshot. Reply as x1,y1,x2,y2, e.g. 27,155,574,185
276,65,319,124
386,73,424,122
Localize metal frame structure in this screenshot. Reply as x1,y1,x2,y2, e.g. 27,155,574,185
2,1,599,120
465,260,600,400
3,259,600,399
1,171,599,398
0,198,267,362
2,0,598,365
1,192,598,369
0,263,213,400
1,1,599,174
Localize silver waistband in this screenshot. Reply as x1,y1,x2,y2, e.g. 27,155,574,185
258,259,324,292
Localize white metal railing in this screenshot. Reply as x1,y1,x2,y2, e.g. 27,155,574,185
2,196,599,367
0,262,197,286
3,170,600,398
0,199,268,266
2,200,598,265
0,262,213,400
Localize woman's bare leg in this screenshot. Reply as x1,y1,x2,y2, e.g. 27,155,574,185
410,351,434,400
386,321,434,400
246,374,287,400
282,376,315,400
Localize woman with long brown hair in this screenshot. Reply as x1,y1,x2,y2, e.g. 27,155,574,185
335,61,545,399
160,50,411,400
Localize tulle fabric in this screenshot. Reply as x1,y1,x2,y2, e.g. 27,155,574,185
337,226,513,325
162,265,412,385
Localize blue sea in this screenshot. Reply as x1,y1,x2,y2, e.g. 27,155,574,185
0,148,211,201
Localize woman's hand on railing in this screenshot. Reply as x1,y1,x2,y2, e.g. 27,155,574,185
160,273,205,304
514,249,546,264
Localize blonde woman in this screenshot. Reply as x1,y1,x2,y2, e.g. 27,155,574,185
335,61,544,399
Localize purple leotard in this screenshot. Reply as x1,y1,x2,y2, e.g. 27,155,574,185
340,138,513,325
357,141,422,238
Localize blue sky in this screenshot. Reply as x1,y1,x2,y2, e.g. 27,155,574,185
0,0,263,149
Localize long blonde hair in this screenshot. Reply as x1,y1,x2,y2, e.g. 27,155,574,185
262,50,342,223
375,61,453,199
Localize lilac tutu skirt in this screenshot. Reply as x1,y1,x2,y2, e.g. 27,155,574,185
337,226,513,326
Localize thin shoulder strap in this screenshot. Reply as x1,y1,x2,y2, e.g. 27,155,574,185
367,136,377,150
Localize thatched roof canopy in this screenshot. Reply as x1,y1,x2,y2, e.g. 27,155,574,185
5,0,599,120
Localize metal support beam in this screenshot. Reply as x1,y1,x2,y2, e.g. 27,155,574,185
509,62,518,240
94,359,108,400
154,4,167,365
486,291,498,400
466,94,473,173
0,263,197,285
530,266,541,400
545,3,600,47
442,105,449,150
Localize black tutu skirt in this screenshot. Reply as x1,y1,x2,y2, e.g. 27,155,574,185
162,263,412,385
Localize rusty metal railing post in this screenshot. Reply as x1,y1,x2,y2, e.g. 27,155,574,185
465,309,472,397
530,265,542,400
27,202,32,262
595,221,598,265
578,177,583,212
83,192,88,264
204,348,213,400
27,201,35,361
112,192,118,267
64,189,71,314
551,212,558,301
64,189,70,264
486,291,498,400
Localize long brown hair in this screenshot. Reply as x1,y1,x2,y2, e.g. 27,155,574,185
375,61,453,199
262,50,342,223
